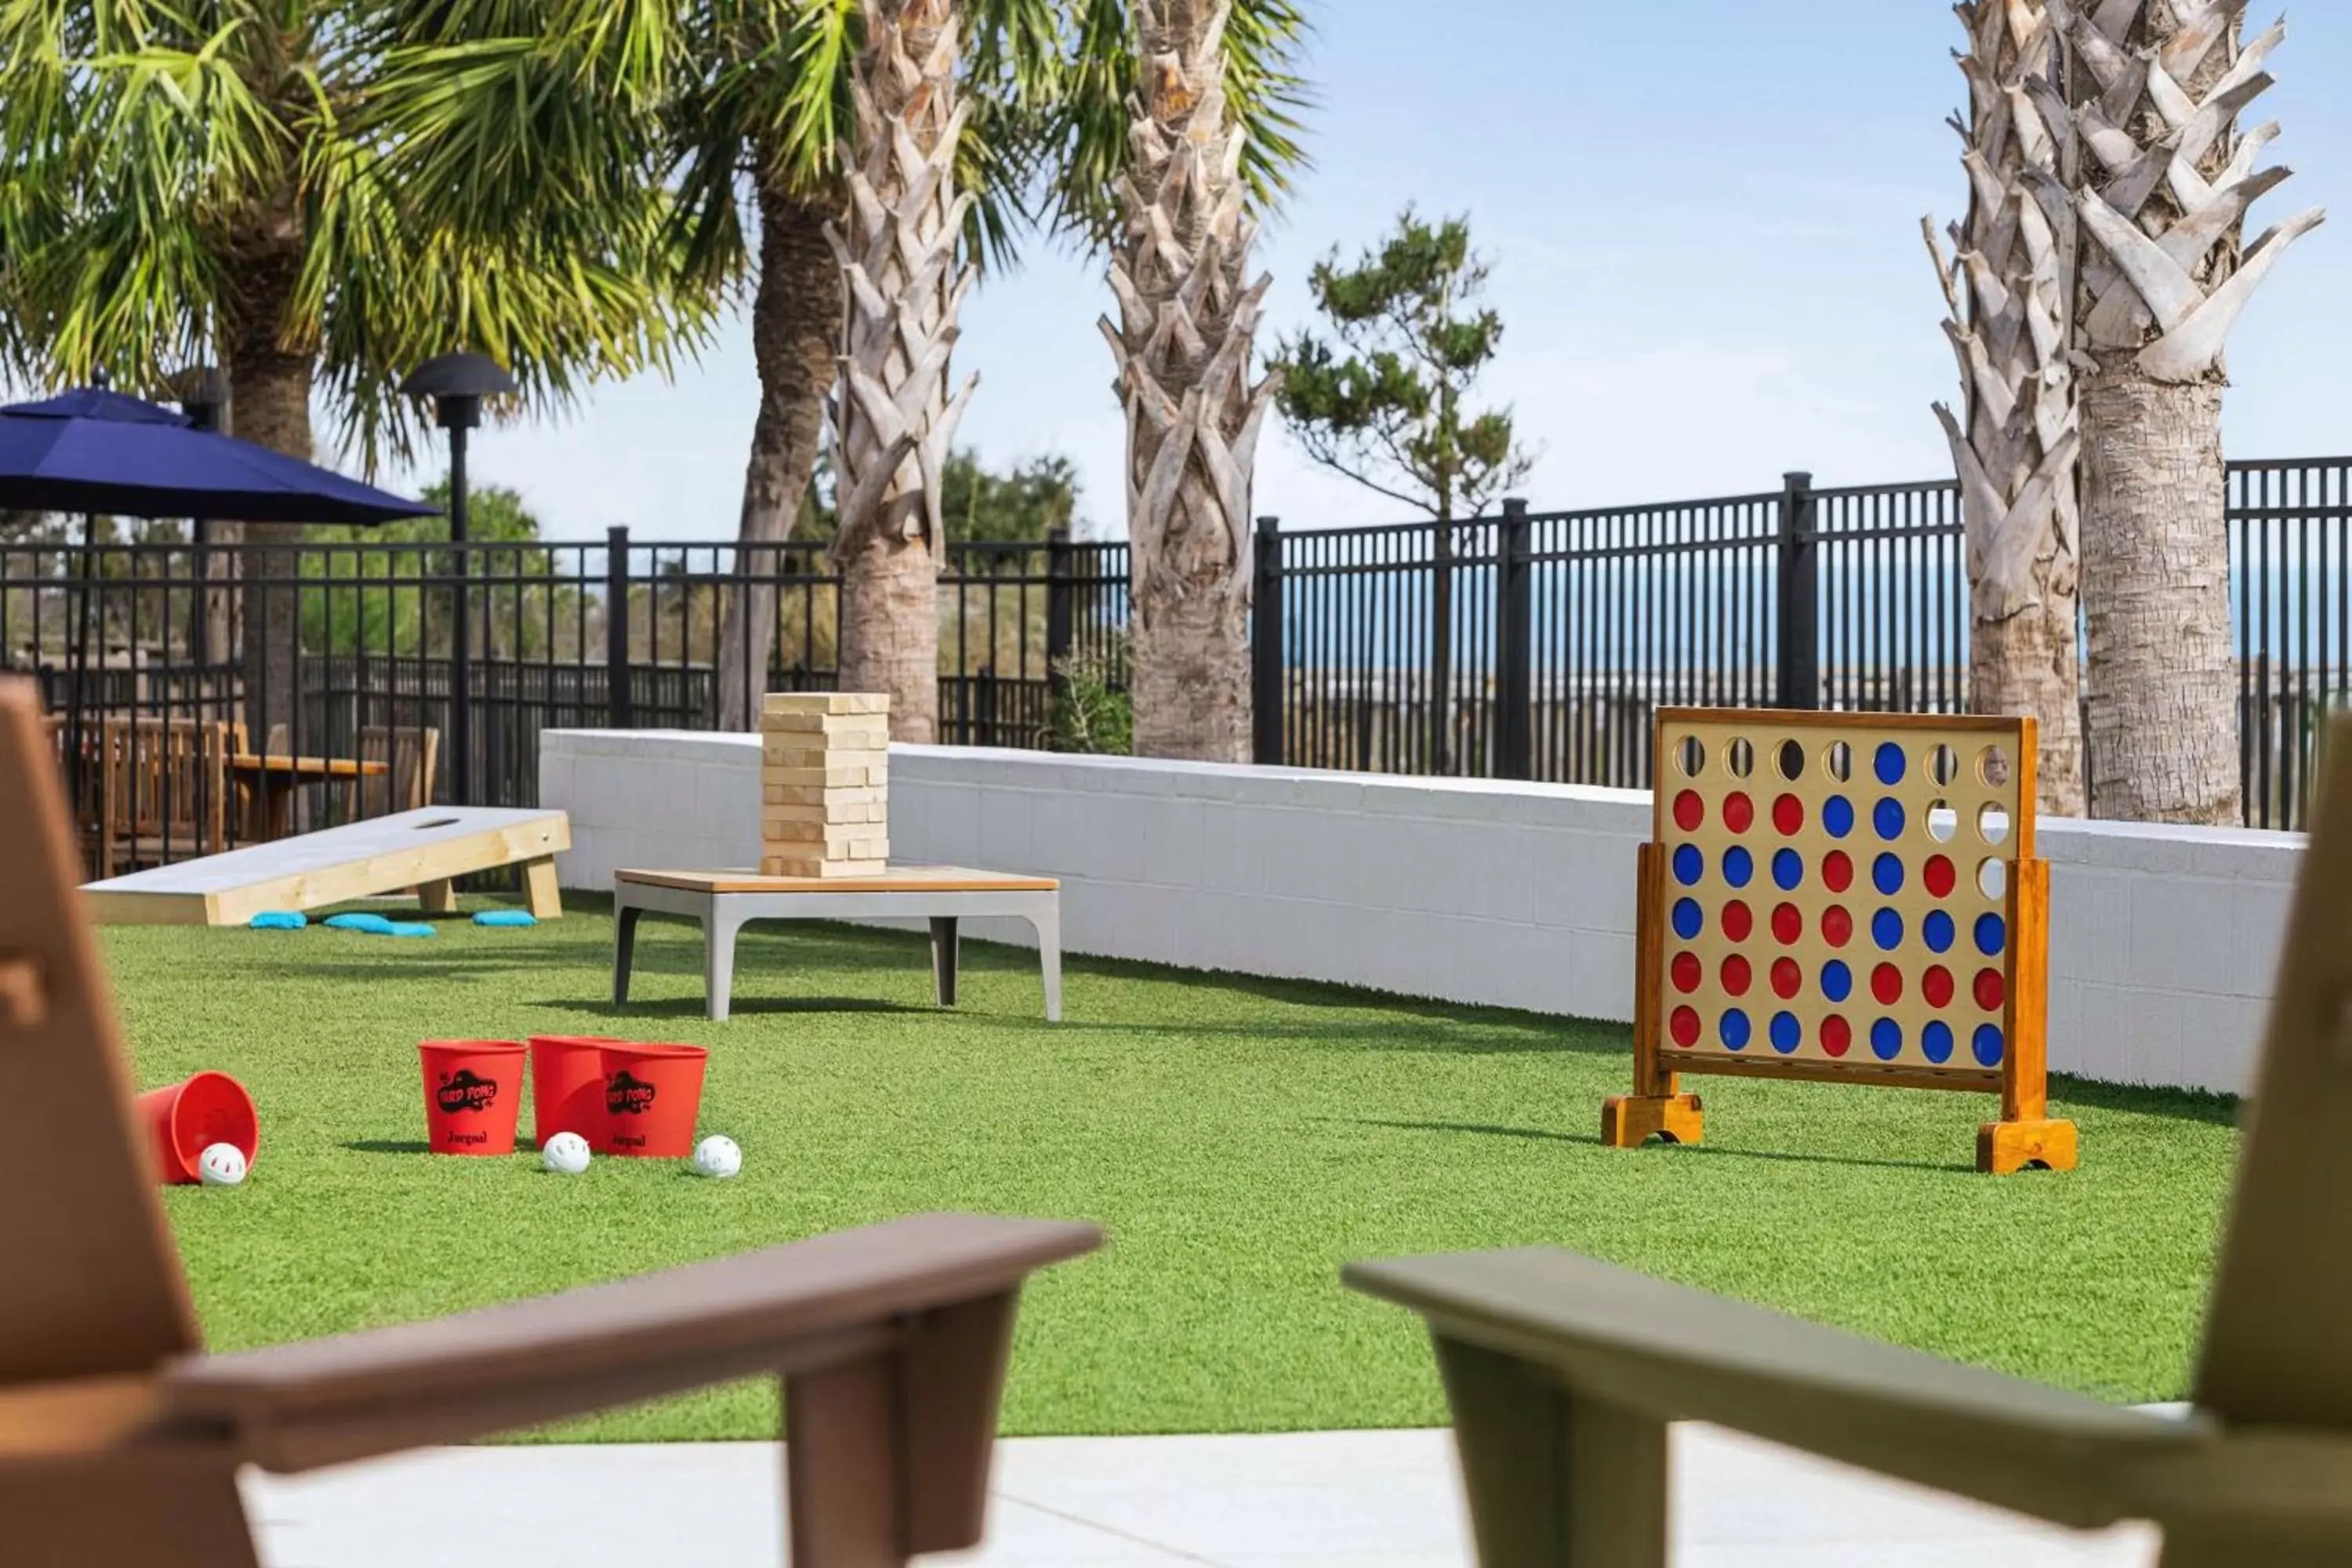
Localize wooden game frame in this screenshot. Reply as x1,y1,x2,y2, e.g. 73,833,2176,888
1604,708,2077,1174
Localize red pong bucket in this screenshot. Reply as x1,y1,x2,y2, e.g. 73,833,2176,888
136,1071,258,1185
528,1034,616,1148
597,1042,707,1157
419,1040,526,1156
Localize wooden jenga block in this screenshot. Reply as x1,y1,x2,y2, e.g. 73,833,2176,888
760,855,888,879
762,736,887,768
763,692,889,719
764,784,885,808
762,765,881,791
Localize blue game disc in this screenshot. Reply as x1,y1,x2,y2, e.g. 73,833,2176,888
1671,898,1704,940
1821,960,1853,1003
1871,909,1904,951
1673,844,1704,886
1822,797,1855,839
1721,1009,1752,1051
1875,742,1907,785
1871,1018,1904,1061
1975,913,2007,956
1722,846,1754,888
1973,1024,2006,1067
1769,1012,1802,1054
1922,1021,1955,1064
1872,853,1904,895
1874,797,1906,840
1772,848,1804,891
1923,910,1956,953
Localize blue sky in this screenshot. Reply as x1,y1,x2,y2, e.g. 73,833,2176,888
392,0,2352,541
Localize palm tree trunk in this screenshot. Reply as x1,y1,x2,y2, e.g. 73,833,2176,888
717,177,840,731
828,0,975,746
1107,0,1279,764
222,229,313,756
2057,2,2323,824
1931,1,2084,815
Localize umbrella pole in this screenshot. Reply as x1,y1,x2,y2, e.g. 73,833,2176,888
68,516,93,813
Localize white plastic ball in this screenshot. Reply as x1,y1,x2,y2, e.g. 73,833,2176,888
197,1143,248,1187
541,1131,593,1175
691,1135,742,1179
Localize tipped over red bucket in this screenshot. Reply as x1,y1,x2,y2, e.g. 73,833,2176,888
597,1042,707,1157
419,1040,525,1156
136,1071,258,1185
529,1034,615,1148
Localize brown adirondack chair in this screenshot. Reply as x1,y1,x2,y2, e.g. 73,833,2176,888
1348,714,2352,1568
0,677,1099,1567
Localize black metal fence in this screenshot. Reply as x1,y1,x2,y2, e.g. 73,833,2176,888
1248,459,2350,829
10,456,2347,872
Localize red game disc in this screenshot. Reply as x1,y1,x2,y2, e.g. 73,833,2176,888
1871,964,1903,1004
1924,854,1957,898
1723,792,1755,833
1670,1007,1701,1047
1823,850,1854,892
1821,906,1853,948
1772,793,1804,834
1922,965,1955,1008
1771,902,1803,943
1671,952,1702,993
1975,968,2006,1011
1820,1015,1853,1057
1722,955,1753,996
1770,957,1802,999
1722,901,1754,942
1673,789,1704,831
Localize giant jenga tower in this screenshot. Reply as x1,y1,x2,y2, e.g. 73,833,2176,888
760,694,890,877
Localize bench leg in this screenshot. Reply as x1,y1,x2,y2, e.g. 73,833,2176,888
1028,902,1063,1023
931,917,960,1007
612,904,642,1006
703,911,740,1022
521,856,563,918
416,877,456,916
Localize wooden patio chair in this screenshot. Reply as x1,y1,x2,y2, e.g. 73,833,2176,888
1348,711,2352,1568
343,722,441,819
89,713,234,876
0,677,1099,1566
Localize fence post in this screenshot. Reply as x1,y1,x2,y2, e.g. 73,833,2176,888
1251,515,1284,765
1496,498,1534,779
605,525,633,728
1776,471,1820,710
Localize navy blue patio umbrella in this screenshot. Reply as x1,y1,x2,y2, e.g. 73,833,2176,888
0,387,436,800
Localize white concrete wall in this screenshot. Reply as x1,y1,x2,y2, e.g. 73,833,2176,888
543,729,2294,1094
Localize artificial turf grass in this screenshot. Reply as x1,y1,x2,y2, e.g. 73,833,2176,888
103,895,2237,1442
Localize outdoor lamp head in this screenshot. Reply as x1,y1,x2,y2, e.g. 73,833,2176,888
173,365,228,432
399,352,517,433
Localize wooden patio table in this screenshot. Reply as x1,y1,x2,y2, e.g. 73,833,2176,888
613,866,1063,1022
230,751,388,841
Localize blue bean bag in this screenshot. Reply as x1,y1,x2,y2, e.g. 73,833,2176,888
472,909,538,928
249,911,307,930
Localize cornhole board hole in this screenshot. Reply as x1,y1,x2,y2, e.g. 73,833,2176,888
80,807,569,926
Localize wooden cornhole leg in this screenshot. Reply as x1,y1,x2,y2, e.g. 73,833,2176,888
416,879,456,915
1605,842,1706,1149
521,857,561,919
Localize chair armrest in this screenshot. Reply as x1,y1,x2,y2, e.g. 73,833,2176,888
1347,1248,2210,1529
168,1213,1098,1472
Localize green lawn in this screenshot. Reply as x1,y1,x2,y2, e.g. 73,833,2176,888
107,897,2238,1441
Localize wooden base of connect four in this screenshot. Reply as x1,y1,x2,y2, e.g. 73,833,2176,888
1601,1093,1705,1148
1977,1116,2078,1174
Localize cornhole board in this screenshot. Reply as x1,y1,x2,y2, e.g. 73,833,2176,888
80,807,569,926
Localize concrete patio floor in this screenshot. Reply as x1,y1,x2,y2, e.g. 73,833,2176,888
246,1427,2161,1567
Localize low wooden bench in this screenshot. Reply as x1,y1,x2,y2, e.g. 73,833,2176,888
614,866,1064,1022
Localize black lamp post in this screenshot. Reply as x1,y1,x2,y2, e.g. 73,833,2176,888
399,352,517,806
173,366,227,668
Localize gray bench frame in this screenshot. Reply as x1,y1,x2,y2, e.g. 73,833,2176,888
612,875,1062,1023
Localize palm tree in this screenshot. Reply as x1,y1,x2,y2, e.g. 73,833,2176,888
0,0,690,744
2052,2,2322,824
1048,0,1308,762
1928,2,2085,815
